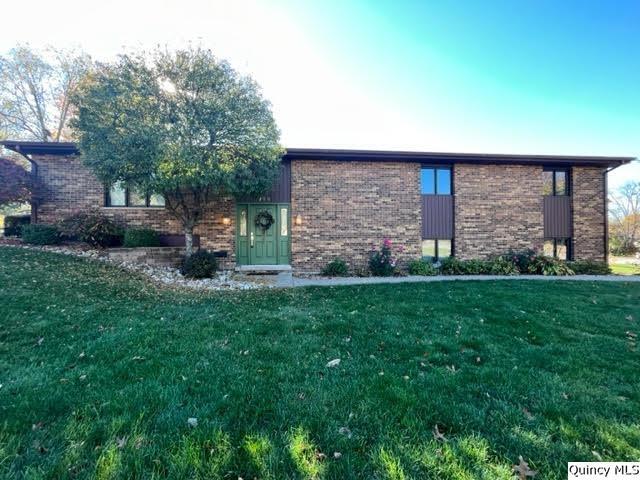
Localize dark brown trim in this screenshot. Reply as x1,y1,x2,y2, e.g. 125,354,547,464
2,141,634,168
1,141,79,155
285,147,634,168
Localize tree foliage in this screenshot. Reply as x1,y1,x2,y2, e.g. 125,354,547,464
0,157,42,207
71,47,283,254
0,44,91,141
609,180,640,255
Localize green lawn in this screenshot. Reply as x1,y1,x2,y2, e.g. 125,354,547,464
1,247,639,479
611,262,640,276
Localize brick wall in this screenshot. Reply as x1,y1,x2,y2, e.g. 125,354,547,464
32,154,608,270
32,154,236,258
290,160,422,272
572,167,606,261
454,164,545,259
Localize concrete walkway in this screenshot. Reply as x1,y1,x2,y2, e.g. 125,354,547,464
275,272,640,288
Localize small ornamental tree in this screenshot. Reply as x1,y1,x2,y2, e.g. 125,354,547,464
0,157,42,207
71,47,283,255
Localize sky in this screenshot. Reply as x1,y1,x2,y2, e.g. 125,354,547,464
2,0,638,188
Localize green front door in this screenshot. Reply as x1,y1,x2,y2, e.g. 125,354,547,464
236,203,290,265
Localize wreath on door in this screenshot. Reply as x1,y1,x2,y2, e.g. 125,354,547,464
254,210,275,231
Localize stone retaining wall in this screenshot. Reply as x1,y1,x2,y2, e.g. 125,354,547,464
101,247,185,268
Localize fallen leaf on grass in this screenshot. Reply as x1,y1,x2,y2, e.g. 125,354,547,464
116,436,128,449
433,424,447,442
187,418,198,428
132,356,145,362
513,456,537,479
333,452,342,459
522,408,535,420
326,358,341,368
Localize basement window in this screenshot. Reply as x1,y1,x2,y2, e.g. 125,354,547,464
544,238,571,260
422,239,452,261
106,183,165,208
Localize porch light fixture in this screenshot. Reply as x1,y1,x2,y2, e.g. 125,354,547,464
222,216,231,225
294,214,302,226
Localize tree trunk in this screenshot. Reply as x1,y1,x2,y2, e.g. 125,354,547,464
185,229,194,257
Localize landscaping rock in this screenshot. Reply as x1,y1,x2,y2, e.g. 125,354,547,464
1,244,265,291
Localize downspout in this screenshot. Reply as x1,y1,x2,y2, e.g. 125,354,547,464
603,164,624,265
12,145,39,224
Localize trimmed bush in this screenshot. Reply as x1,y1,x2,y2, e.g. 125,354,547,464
567,260,611,275
321,258,349,277
369,239,400,277
123,228,160,248
439,257,489,275
21,224,61,245
408,259,437,276
181,250,218,279
3,215,30,237
58,212,124,247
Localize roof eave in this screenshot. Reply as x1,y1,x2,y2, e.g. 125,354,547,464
283,148,635,168
1,140,79,155
1,141,634,168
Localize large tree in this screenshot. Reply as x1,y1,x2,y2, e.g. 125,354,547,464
609,180,640,255
0,45,91,141
71,47,283,255
0,156,42,209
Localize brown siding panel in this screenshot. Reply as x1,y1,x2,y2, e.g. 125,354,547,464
422,195,453,239
543,196,571,238
267,162,291,203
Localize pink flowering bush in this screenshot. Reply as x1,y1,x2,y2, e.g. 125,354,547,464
368,238,401,276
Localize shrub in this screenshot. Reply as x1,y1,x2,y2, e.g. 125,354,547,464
123,228,160,248
486,256,520,275
59,212,124,247
439,257,490,275
181,250,218,279
3,215,30,237
527,256,574,276
369,239,401,276
567,260,611,275
408,259,437,276
21,224,61,245
502,248,538,273
321,258,349,277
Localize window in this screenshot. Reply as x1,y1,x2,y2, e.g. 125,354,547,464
543,169,569,196
108,182,126,206
421,167,451,195
280,207,288,236
239,209,247,236
106,184,165,208
544,238,570,260
422,239,452,261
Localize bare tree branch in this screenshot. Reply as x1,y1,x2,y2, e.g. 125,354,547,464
0,44,90,141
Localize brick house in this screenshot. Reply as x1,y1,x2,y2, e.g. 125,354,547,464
2,140,633,271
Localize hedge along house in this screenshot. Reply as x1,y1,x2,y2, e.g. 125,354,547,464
2,140,633,272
